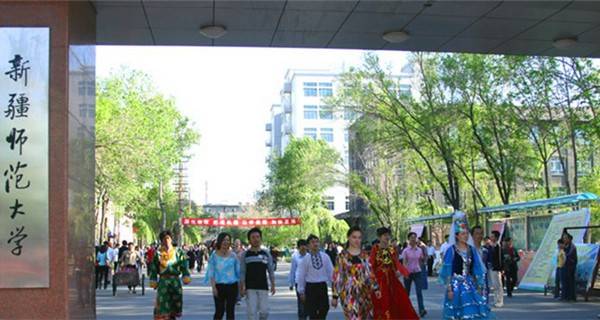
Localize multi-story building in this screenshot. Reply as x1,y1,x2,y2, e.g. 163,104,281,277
266,67,415,215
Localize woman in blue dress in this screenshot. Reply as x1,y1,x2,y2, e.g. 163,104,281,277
439,213,493,320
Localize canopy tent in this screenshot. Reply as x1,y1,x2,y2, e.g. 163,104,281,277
406,212,454,223
480,193,600,215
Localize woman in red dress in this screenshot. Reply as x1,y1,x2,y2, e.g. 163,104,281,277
370,227,419,320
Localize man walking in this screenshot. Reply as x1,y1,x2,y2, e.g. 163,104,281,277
289,239,309,320
502,237,519,298
240,228,276,320
426,240,435,277
297,234,334,320
487,230,504,308
402,232,427,317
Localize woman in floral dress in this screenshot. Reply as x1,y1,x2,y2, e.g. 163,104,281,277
332,226,381,320
149,230,192,320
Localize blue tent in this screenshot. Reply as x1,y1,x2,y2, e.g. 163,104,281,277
479,192,600,215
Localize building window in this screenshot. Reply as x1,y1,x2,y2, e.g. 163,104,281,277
549,157,564,176
324,196,335,211
320,128,334,142
344,129,349,143
577,157,592,176
304,105,318,119
78,80,94,96
318,82,333,97
344,108,355,121
304,128,317,140
345,196,350,211
303,82,318,96
319,106,334,120
399,84,411,97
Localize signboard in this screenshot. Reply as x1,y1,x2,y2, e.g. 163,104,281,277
519,209,590,291
0,28,50,288
182,217,301,227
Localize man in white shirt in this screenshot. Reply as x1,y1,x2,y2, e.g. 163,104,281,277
427,240,436,276
289,239,308,320
297,234,333,320
440,235,450,256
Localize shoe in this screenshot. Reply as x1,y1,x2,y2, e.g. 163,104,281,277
419,310,427,317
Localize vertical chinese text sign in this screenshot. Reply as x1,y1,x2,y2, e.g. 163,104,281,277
0,28,49,288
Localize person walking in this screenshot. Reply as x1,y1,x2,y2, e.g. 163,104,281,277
325,242,338,268
402,232,427,317
240,228,276,320
554,238,566,299
96,242,110,290
502,237,519,298
148,230,192,320
205,232,240,320
331,226,381,319
440,214,492,319
289,239,309,320
486,230,504,308
370,227,419,320
561,232,578,301
120,242,141,294
297,234,334,320
427,241,436,277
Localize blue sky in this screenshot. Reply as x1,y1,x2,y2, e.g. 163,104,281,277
97,46,408,204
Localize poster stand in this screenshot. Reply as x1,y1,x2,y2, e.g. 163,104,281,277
564,225,600,302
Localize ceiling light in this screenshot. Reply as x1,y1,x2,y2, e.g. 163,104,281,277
553,37,577,49
199,25,227,39
382,31,410,43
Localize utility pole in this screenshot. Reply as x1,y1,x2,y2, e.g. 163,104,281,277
173,158,190,246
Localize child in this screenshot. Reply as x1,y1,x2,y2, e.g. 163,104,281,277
554,238,565,299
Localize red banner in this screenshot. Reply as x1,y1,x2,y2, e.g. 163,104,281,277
181,217,301,228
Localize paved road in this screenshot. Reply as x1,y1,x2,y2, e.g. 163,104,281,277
97,262,600,319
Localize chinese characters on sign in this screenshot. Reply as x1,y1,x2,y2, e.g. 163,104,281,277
0,28,49,288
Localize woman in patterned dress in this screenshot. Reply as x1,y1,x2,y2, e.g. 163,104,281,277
332,226,381,320
370,227,419,320
149,230,192,320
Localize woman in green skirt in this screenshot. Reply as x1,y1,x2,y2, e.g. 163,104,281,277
149,230,192,320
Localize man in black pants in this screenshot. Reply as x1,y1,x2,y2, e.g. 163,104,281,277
297,234,334,320
502,237,520,297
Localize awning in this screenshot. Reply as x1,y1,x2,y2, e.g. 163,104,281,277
479,192,600,215
406,212,454,223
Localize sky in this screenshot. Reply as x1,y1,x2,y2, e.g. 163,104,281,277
97,46,408,205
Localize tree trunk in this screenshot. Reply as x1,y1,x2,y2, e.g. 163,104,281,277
159,180,167,231
543,161,551,198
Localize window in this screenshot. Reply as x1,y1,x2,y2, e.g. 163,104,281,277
345,196,350,211
304,128,317,139
549,157,564,176
320,128,334,142
79,104,95,118
399,84,411,97
319,82,333,96
324,196,335,211
344,109,355,121
78,80,94,96
304,105,318,119
577,157,592,176
344,129,349,143
303,82,317,96
319,106,334,120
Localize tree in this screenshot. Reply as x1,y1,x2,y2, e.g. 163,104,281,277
261,137,348,244
95,68,199,243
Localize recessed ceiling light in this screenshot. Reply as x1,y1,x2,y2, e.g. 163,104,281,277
199,25,227,39
553,37,577,49
382,31,410,43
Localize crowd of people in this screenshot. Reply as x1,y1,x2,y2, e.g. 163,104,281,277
95,215,585,320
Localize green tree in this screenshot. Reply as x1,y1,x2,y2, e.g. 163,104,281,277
95,68,199,244
262,137,348,244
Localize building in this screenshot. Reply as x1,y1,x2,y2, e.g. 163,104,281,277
266,69,351,214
